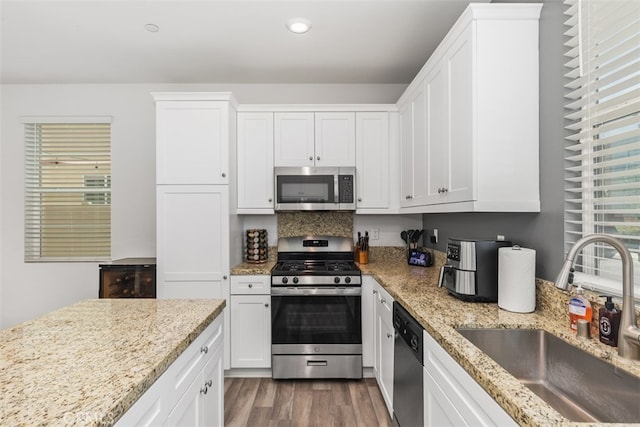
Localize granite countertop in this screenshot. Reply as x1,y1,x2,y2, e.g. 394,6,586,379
231,260,275,275
358,250,640,427
232,248,640,426
0,298,225,427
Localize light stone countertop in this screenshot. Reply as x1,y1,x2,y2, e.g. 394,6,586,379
0,298,225,427
232,247,640,426
358,251,640,427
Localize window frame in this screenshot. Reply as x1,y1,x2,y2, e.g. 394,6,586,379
22,116,113,262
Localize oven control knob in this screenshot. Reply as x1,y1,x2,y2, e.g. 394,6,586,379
345,276,351,284
334,277,341,284
293,277,299,284
281,277,288,284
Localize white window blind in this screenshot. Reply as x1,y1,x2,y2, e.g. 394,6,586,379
24,120,112,261
563,0,640,295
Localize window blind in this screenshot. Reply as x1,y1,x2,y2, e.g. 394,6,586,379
563,0,640,293
24,121,111,261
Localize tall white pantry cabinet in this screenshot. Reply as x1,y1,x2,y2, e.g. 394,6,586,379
153,92,243,371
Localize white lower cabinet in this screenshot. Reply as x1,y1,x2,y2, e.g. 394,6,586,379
230,275,271,368
361,276,375,368
115,315,224,427
422,330,516,427
370,277,394,418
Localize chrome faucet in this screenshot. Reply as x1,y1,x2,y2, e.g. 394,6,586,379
555,234,640,360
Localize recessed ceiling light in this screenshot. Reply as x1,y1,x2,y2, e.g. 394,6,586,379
286,18,312,34
144,23,159,33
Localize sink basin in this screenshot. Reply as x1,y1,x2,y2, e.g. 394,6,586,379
456,328,640,423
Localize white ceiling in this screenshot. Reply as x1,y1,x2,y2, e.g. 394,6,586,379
0,0,488,85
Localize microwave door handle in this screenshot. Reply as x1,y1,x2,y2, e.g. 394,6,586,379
334,174,339,203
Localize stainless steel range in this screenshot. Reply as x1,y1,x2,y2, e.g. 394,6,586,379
271,235,362,379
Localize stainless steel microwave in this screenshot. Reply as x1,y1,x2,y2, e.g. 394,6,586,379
274,166,356,211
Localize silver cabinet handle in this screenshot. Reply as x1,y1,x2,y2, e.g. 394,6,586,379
265,303,269,308
316,156,320,161
373,290,377,295
223,275,228,280
200,385,208,395
268,198,273,202
248,283,253,288
387,333,393,339
222,173,226,178
206,379,212,387
309,156,313,161
200,345,208,354
381,298,386,304
358,197,362,202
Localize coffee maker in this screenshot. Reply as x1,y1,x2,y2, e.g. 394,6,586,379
438,238,512,302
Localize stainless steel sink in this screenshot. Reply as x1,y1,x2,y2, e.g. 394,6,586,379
456,328,640,423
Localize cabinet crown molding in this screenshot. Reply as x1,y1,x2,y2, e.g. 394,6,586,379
238,104,397,112
151,92,239,108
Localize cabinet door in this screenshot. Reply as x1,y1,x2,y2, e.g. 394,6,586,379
423,367,467,427
399,103,414,207
201,346,224,427
444,27,474,203
410,81,428,206
157,185,229,298
230,294,271,368
423,330,517,426
314,112,356,167
237,112,275,211
399,82,428,207
375,284,394,417
355,113,389,209
166,373,203,427
274,112,315,166
425,63,449,205
361,276,375,368
156,101,228,185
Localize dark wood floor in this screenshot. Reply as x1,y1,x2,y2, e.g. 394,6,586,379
224,377,392,427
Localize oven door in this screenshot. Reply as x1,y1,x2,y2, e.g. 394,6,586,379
271,287,362,355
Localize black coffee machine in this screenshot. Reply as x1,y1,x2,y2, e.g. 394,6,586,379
438,238,512,302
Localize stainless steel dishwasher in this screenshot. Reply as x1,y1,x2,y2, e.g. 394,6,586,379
392,301,424,427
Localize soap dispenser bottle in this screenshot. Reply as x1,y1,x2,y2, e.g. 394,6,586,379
569,284,593,332
598,296,621,347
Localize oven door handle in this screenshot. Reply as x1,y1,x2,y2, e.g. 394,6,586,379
271,287,362,296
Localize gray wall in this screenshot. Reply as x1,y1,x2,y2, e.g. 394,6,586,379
423,0,566,281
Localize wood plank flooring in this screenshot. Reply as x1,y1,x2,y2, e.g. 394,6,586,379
224,378,392,427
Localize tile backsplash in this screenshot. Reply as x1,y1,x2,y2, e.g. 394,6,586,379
277,211,353,238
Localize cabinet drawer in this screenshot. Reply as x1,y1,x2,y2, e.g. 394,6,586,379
166,315,223,402
376,284,394,323
230,275,270,295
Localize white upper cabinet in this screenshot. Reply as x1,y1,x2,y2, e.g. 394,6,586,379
274,112,315,166
424,29,473,206
356,112,390,210
314,112,356,166
397,3,542,213
237,112,275,212
274,112,356,167
399,81,428,208
155,98,232,185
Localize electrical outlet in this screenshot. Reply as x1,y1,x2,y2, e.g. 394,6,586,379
432,229,438,244
497,234,505,241
370,228,379,240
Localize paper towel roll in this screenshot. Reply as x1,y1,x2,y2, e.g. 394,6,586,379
498,246,536,313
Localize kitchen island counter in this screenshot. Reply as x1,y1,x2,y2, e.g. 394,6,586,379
0,298,225,426
359,251,640,426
